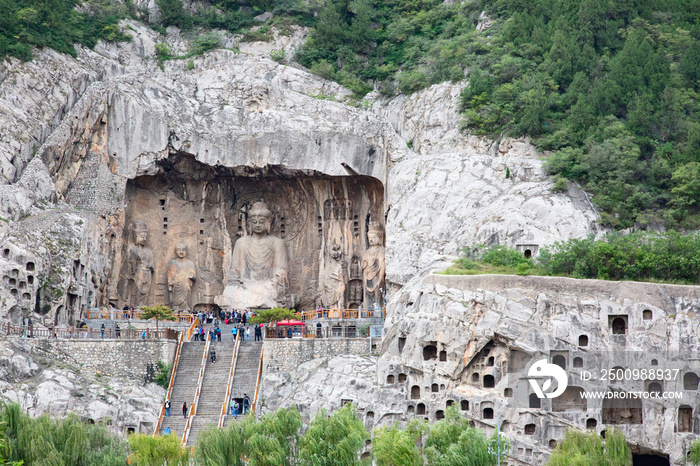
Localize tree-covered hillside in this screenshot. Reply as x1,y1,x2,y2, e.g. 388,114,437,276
2,0,699,229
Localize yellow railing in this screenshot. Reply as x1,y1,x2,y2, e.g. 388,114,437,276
299,308,385,321
153,331,185,437
186,317,199,342
181,338,210,446
218,337,241,427
252,347,264,414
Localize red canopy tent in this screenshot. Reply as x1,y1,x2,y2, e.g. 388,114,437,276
276,319,304,326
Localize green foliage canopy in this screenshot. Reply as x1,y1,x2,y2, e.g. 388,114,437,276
0,402,127,466
249,307,298,325
546,428,631,466
299,403,368,465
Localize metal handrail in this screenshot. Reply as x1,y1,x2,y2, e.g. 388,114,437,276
252,346,264,414
86,309,196,322
181,337,210,446
218,337,241,428
2,322,178,340
153,331,184,437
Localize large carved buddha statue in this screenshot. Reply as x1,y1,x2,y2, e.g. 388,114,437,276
216,201,291,309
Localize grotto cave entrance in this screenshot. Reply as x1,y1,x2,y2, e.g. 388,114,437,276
115,153,386,311
632,453,670,466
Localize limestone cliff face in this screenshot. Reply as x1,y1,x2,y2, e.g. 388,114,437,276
0,20,600,325
259,274,700,465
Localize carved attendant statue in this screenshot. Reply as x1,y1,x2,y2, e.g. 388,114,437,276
126,221,154,307
216,201,291,308
361,223,385,308
167,242,196,311
323,244,346,309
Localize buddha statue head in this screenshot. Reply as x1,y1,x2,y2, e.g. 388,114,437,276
367,223,384,247
175,242,188,259
248,201,273,235
131,221,149,246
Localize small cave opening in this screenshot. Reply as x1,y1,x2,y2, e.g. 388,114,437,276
386,374,395,384
411,385,420,399
398,337,406,354
423,344,438,360
632,454,670,466
398,373,407,383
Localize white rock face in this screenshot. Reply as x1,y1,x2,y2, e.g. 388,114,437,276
0,339,164,435
374,82,602,284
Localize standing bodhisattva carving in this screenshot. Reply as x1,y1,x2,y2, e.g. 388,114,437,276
216,201,291,309
167,242,196,311
126,221,154,307
362,223,385,309
323,244,346,309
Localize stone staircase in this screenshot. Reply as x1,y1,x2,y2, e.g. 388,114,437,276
185,329,237,446
222,340,263,426
159,341,207,438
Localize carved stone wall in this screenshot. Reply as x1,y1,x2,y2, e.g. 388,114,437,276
113,154,384,311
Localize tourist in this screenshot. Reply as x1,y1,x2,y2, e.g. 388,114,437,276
182,402,188,418
216,327,221,342
209,326,215,342
246,327,250,342
115,324,121,339
231,326,238,340
232,400,239,418
199,326,205,342
193,327,198,341
101,323,105,339
165,399,171,417
242,312,247,325
210,348,216,363
229,397,235,415
242,394,250,415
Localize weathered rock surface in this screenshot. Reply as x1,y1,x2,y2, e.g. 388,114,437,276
0,338,164,435
261,273,700,465
0,19,601,327
373,82,602,284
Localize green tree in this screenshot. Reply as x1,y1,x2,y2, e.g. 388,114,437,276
0,402,127,465
689,439,700,465
671,162,700,219
424,406,496,466
249,307,298,325
244,406,302,466
194,423,245,466
546,427,631,466
157,0,184,27
140,304,176,331
128,433,187,466
299,404,368,465
372,423,422,466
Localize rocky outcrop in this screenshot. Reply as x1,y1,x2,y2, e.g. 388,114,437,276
259,273,700,465
374,82,602,285
0,338,164,435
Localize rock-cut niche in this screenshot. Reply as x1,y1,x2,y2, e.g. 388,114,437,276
115,154,385,312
